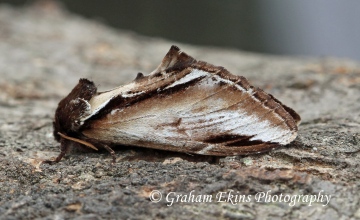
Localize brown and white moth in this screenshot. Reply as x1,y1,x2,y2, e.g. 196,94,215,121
49,45,300,163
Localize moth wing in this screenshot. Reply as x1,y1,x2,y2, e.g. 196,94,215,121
82,75,298,156
82,46,299,156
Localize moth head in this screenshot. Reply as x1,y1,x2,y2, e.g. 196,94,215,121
53,78,97,142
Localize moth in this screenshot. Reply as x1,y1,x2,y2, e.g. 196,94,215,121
48,45,300,163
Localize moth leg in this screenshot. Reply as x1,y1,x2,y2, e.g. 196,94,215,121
43,139,68,164
103,144,116,164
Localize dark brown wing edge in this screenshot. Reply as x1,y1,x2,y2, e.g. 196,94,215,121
206,143,280,156
268,94,301,126
200,134,280,156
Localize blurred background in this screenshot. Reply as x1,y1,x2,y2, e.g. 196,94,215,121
1,0,360,61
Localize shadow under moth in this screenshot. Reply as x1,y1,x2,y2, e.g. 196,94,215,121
48,45,301,163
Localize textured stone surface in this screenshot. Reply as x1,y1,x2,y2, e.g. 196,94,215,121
0,3,359,220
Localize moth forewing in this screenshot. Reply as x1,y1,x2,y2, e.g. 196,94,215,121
82,68,297,155
49,45,300,163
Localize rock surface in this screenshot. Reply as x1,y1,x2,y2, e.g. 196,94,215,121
0,3,359,220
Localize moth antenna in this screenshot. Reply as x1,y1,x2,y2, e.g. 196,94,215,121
58,132,98,151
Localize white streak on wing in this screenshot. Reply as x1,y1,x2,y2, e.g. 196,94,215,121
121,91,145,98
227,117,291,144
81,98,112,122
109,115,189,144
212,75,247,92
180,109,291,144
251,128,290,144
92,81,137,107
80,82,144,121
70,98,92,125
197,144,215,154
174,71,247,93
111,108,123,115
165,69,209,89
246,117,292,144
181,111,246,129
